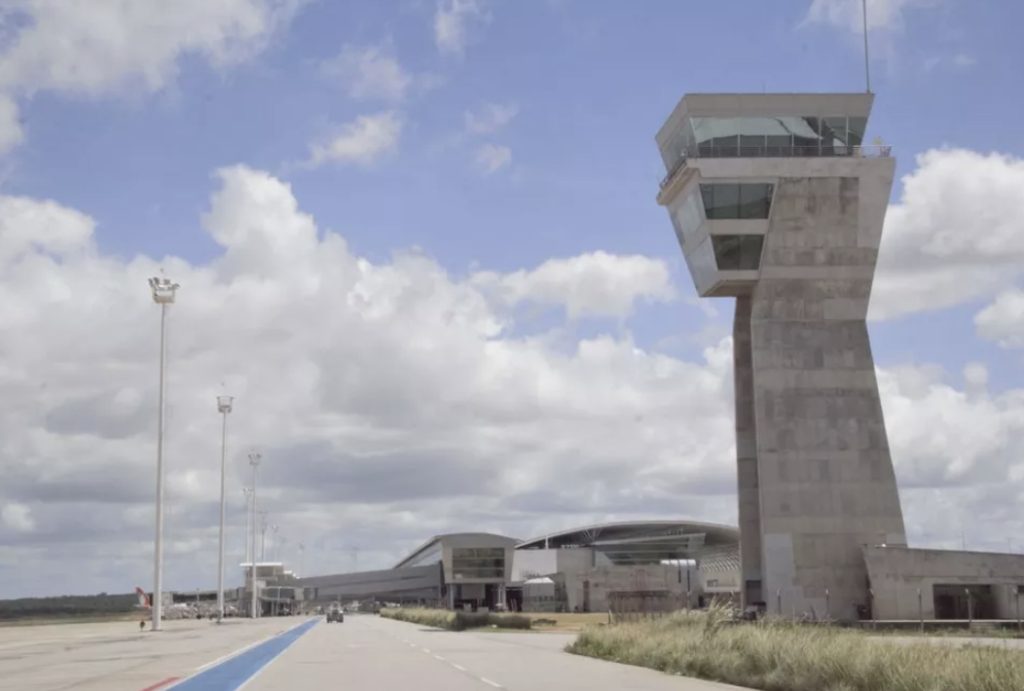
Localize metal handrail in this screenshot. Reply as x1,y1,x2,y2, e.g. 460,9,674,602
659,144,893,189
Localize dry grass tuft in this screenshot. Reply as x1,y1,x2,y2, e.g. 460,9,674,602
567,606,1024,691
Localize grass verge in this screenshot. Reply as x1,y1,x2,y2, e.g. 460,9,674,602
379,607,531,631
567,607,1024,691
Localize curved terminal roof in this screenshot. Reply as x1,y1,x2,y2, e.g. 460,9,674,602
394,532,519,570
516,520,738,565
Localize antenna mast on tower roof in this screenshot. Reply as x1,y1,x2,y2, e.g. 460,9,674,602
862,0,872,93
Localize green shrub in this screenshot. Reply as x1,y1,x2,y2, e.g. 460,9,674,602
380,607,531,631
567,610,1024,691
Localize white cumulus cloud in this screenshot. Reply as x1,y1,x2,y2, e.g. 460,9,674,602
308,111,402,167
0,195,95,266
321,44,412,103
804,0,935,32
472,251,675,319
872,148,1024,320
474,142,511,174
1,504,35,533
0,0,305,153
975,289,1024,349
0,0,304,95
0,95,23,153
434,0,487,55
465,102,518,135
879,363,1024,550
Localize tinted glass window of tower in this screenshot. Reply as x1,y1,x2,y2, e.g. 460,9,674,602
711,235,765,271
701,184,773,219
686,115,867,157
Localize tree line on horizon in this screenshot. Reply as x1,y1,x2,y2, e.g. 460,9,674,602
0,593,137,620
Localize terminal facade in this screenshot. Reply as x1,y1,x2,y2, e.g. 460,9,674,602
231,519,1022,622
238,522,739,616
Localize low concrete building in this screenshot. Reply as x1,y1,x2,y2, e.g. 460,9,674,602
522,577,559,612
395,533,519,610
513,521,740,612
864,546,1024,621
238,562,305,616
295,564,443,606
569,564,689,613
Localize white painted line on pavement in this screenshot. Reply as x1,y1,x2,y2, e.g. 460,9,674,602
421,647,431,654
431,655,504,689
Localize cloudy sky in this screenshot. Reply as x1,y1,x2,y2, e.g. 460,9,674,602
1,0,1023,598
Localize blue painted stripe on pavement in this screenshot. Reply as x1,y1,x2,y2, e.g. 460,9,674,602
172,618,319,691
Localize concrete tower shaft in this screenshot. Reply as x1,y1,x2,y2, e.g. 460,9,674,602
656,93,906,620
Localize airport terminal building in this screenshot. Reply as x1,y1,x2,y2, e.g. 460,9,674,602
245,521,743,616
240,515,1022,622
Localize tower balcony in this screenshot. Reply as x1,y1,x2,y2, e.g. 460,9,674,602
659,143,892,194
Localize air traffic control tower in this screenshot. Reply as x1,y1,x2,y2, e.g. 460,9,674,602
655,94,906,620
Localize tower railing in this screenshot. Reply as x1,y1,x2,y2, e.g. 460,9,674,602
659,144,893,190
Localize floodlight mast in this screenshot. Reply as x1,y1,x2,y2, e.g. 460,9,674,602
248,452,261,618
148,276,179,632
216,395,233,622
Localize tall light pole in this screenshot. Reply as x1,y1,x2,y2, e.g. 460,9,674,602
248,452,261,618
269,525,279,561
149,275,179,632
259,510,269,562
242,487,253,564
215,395,233,622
